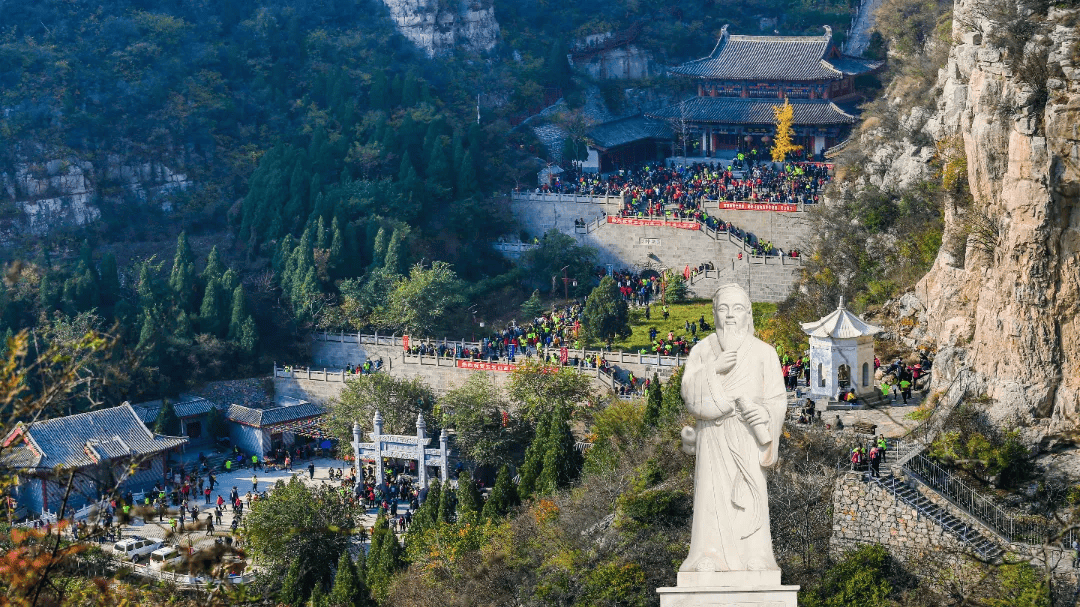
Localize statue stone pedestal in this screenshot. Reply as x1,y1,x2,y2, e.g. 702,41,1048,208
657,571,799,607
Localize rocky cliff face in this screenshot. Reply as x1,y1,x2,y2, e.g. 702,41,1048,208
0,150,191,241
381,0,499,57
913,5,1080,440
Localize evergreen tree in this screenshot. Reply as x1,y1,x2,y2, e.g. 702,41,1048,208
402,69,421,107
517,412,552,499
199,277,223,336
456,150,478,197
315,215,329,250
169,231,197,311
415,478,441,531
228,285,248,341
520,289,544,320
366,514,403,601
582,276,631,343
481,465,519,520
220,268,239,295
660,366,685,421
38,272,62,312
369,70,389,111
175,309,194,342
308,582,325,607
327,549,367,607
202,245,224,284
137,263,157,311
371,227,388,268
279,558,307,606
383,229,404,275
644,373,663,427
437,479,454,524
546,405,582,489
154,400,181,435
397,152,423,222
456,469,481,523
425,137,452,199
328,217,344,279
239,317,259,356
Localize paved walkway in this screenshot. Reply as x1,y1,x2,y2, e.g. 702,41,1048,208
103,458,406,564
846,0,884,56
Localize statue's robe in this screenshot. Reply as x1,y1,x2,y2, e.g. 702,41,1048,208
680,332,787,572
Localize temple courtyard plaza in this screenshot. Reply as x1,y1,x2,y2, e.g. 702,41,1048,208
101,457,401,562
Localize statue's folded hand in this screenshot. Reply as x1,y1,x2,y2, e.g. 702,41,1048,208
681,426,697,455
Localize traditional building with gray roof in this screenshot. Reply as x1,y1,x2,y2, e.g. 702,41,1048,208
652,25,881,158
582,116,675,173
1,404,187,517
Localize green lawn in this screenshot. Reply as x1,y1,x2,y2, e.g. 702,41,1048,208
606,300,778,353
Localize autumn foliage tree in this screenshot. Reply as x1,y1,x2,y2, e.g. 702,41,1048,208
771,98,803,162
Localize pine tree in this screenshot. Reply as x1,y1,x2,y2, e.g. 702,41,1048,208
220,269,239,295
328,217,344,279
517,413,552,499
279,558,306,606
369,70,389,111
456,149,479,197
308,582,325,607
366,514,403,601
371,227,388,268
228,285,247,341
327,549,367,607
169,231,196,311
199,277,223,336
202,246,224,284
582,276,631,343
383,229,403,275
456,469,481,524
315,215,329,250
644,373,663,427
137,263,157,311
481,465,519,520
413,479,441,532
239,316,259,356
175,309,194,342
771,98,802,162
437,479,454,524
545,405,582,491
520,289,544,320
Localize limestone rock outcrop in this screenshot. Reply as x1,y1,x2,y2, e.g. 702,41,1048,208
916,6,1080,439
0,149,190,241
380,0,499,57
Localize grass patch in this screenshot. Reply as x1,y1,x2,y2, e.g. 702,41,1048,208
604,300,779,353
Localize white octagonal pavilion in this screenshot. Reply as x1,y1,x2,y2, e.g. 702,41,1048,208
801,297,882,401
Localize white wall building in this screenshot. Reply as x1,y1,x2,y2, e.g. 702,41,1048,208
801,298,882,401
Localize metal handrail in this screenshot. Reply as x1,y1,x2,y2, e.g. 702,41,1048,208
904,452,1073,547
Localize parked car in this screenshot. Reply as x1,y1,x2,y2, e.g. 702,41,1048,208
148,546,184,570
113,536,162,562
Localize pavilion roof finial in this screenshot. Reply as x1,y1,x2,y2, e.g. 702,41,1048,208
838,296,845,310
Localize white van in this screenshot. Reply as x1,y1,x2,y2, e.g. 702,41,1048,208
113,536,162,562
148,546,183,570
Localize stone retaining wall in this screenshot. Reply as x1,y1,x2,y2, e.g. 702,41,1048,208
508,193,803,303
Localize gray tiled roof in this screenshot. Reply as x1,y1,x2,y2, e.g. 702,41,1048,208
225,402,325,428
131,396,218,422
172,397,217,419
130,400,163,424
647,97,856,126
0,404,187,470
586,116,674,150
670,27,880,81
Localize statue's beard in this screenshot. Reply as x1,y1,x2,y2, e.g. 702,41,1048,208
717,322,748,352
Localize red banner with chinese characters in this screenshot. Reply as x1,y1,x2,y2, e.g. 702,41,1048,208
402,335,410,351
607,216,700,230
456,360,518,372
718,201,798,212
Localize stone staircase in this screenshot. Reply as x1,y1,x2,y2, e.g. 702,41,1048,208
871,473,1004,562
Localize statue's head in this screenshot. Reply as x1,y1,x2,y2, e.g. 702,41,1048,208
712,284,752,351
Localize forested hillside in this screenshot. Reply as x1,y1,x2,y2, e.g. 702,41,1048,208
1,0,862,404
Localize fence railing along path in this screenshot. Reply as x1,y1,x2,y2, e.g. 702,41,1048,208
314,331,686,371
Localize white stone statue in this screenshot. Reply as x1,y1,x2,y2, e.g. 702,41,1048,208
679,283,787,576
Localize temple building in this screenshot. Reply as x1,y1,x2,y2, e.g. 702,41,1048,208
647,25,881,157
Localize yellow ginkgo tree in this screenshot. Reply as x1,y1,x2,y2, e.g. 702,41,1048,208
771,98,803,162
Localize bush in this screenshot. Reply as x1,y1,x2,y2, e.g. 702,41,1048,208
802,544,894,607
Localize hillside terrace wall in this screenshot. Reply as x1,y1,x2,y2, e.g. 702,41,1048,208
508,192,805,303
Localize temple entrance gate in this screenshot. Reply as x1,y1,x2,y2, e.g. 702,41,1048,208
351,411,450,490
